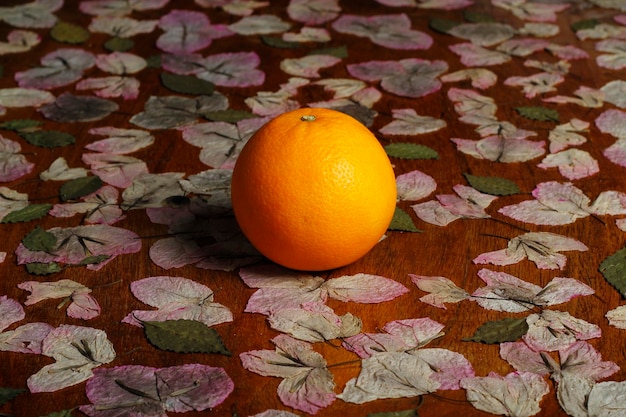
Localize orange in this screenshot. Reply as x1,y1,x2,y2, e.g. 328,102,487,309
230,107,397,271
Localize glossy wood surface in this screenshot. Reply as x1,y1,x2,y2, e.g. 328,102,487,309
1,1,626,416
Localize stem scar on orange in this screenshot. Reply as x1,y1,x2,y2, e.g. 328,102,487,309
231,107,397,271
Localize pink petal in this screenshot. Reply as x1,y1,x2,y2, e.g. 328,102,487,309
436,184,496,218
0,30,40,54
473,248,524,267
474,136,545,162
604,137,626,167
382,59,447,97
245,287,325,315
157,9,232,53
197,52,265,87
149,237,206,269
88,16,159,37
412,348,474,390
332,14,432,50
533,181,591,214
471,269,542,312
524,310,601,352
396,170,437,201
461,371,550,417
325,274,409,303
277,367,335,414
15,225,141,270
28,325,115,393
0,87,55,107
268,303,360,342
287,0,340,25
67,293,101,320
15,48,95,89
536,277,594,305
498,199,580,225
0,136,34,182
504,72,564,98
129,276,213,309
411,200,460,226
500,341,553,376
409,275,469,308
239,265,326,314
157,364,234,412
82,153,148,188
241,335,334,414
280,55,341,78
80,0,169,15
0,295,25,332
81,365,161,417
343,318,445,358
347,60,404,82
538,149,599,180
441,68,498,89
95,52,146,74
595,108,626,138
76,76,140,100
449,42,511,66
558,341,619,381
0,322,54,354
547,44,589,60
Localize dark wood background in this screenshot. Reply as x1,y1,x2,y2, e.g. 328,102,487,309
1,0,625,416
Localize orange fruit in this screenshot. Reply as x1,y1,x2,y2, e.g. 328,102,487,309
230,107,397,271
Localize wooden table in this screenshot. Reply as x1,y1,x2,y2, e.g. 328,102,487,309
2,0,626,416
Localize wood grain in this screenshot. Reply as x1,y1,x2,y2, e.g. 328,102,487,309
1,1,626,416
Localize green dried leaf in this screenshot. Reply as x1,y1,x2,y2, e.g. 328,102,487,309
464,173,520,196
59,176,104,201
22,226,57,252
143,319,231,355
0,119,43,132
429,17,460,34
203,109,257,123
571,19,599,32
464,317,528,344
161,72,215,95
384,143,439,160
262,35,300,48
515,106,559,122
78,255,111,266
50,21,90,44
26,262,63,275
309,45,348,58
2,204,52,223
366,410,419,417
146,54,162,68
104,36,134,52
20,130,75,148
599,246,626,297
0,387,26,405
388,207,421,233
24,255,109,274
464,10,495,23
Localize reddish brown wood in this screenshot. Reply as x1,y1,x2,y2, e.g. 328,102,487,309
1,1,626,417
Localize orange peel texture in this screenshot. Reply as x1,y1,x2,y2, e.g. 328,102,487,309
231,107,397,271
